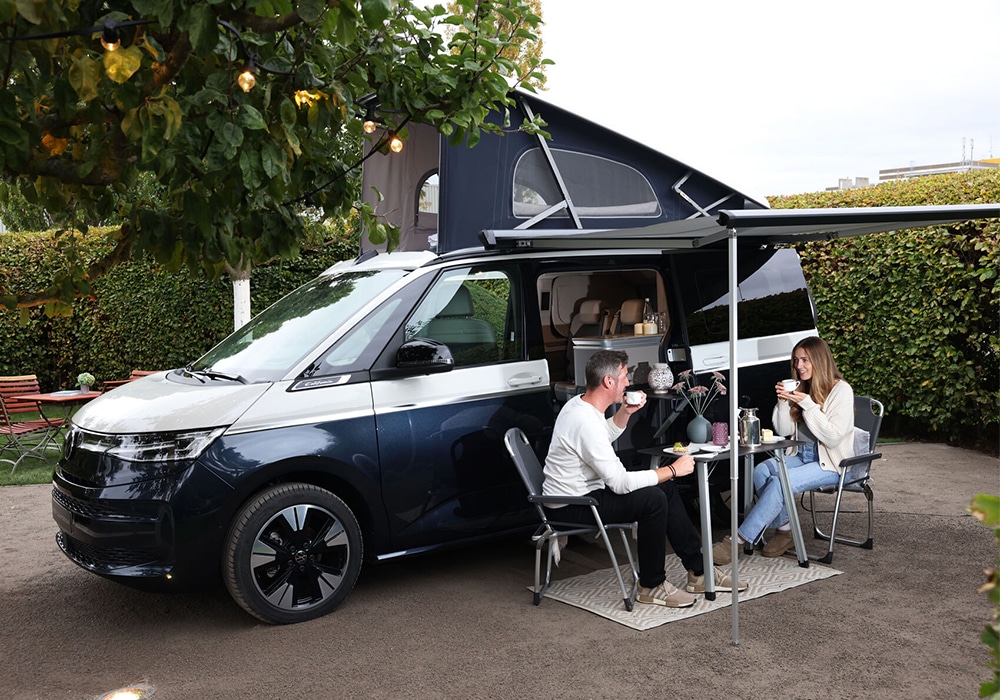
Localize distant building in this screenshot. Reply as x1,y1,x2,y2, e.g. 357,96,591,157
879,159,1000,183
826,176,870,192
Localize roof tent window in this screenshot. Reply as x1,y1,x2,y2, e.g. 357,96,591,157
513,148,661,219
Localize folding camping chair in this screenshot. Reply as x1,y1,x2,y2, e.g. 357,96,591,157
503,427,639,611
0,375,65,474
803,396,884,564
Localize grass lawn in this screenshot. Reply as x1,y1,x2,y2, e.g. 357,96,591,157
0,456,56,486
1,409,63,486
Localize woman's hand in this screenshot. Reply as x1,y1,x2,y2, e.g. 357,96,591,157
775,382,804,404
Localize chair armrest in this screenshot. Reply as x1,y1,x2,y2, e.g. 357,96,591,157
528,493,599,508
839,452,882,469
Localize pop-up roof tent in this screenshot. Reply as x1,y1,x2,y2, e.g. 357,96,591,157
360,90,767,253
361,90,1000,645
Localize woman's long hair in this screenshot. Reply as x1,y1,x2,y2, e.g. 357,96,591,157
790,336,842,423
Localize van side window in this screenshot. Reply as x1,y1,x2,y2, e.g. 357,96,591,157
309,299,405,376
407,266,522,367
677,248,816,344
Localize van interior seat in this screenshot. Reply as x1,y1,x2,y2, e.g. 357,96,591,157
553,298,608,403
609,298,645,335
422,286,497,363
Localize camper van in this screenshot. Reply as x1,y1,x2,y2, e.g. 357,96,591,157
52,92,819,624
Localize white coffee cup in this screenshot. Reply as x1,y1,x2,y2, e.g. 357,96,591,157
781,379,800,392
625,391,643,405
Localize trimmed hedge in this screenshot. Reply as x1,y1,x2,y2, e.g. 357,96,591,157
0,226,359,390
770,170,1000,448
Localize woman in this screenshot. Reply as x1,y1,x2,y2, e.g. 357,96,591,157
715,336,855,562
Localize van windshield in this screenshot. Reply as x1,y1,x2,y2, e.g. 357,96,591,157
191,269,408,382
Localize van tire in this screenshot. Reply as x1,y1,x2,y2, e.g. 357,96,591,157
223,483,363,624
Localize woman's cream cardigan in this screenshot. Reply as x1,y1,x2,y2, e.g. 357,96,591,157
772,379,855,474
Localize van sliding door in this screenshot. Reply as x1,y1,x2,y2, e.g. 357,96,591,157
371,264,551,553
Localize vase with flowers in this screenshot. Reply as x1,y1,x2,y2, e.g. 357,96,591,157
672,370,727,443
77,372,95,393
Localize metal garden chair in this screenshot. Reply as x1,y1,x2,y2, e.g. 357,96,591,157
803,396,884,564
503,427,639,611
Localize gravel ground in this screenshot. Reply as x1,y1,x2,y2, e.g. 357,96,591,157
1,441,996,700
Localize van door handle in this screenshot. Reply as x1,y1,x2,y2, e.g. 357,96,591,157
508,375,544,387
701,356,726,367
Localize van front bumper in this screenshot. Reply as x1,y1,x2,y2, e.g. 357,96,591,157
51,463,233,589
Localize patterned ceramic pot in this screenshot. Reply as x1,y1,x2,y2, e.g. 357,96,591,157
647,362,673,393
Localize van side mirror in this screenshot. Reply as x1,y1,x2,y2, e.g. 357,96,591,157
395,339,455,374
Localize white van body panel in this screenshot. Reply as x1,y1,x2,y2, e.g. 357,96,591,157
226,379,375,435
690,329,817,371
71,373,269,433
371,359,550,415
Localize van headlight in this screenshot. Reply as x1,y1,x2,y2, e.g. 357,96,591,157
66,427,227,463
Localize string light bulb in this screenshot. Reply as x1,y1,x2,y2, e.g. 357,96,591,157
237,62,256,92
362,106,378,134
100,23,120,51
389,133,403,153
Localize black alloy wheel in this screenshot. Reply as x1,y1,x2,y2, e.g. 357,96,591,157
223,483,363,624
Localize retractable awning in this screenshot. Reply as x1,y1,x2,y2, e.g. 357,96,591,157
485,201,1000,646
481,203,1000,250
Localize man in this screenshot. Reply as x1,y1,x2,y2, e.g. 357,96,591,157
543,350,745,607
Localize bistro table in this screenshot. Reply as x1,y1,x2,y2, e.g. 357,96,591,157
637,438,809,600
10,389,102,443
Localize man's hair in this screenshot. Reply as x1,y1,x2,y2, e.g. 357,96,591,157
585,350,629,390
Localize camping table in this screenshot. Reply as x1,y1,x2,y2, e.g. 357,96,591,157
638,438,809,600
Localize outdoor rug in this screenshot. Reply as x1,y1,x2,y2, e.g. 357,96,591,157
538,554,842,631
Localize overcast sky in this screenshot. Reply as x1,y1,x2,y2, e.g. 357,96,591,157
536,0,1000,201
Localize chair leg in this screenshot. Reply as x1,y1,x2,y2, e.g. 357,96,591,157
533,542,545,605
595,525,634,612
616,528,639,611
810,485,876,560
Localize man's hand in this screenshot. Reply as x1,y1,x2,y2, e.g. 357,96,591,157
656,454,694,482
612,390,646,428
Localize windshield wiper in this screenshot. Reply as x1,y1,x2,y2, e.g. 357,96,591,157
185,366,249,384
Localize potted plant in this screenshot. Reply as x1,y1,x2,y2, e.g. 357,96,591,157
77,372,95,392
672,370,727,443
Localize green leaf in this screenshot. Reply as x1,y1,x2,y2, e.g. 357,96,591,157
969,494,1000,528
14,0,40,24
297,0,325,22
69,56,101,103
180,4,218,54
361,0,393,25
0,120,27,147
239,149,263,190
103,46,143,84
279,97,297,128
238,105,268,131
121,108,143,140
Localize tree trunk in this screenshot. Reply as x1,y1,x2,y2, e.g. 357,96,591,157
224,259,252,331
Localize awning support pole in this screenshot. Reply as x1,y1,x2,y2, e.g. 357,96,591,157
728,225,740,646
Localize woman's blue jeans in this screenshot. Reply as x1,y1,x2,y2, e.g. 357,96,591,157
737,443,839,544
